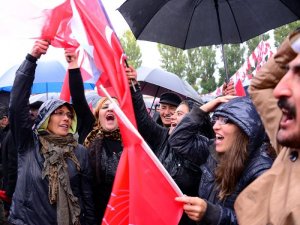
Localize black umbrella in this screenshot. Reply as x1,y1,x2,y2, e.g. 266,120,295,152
119,0,300,79
137,66,203,103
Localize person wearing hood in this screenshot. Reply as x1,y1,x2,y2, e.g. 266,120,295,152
175,96,273,224
8,40,96,225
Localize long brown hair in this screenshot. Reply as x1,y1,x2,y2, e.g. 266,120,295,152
215,130,249,200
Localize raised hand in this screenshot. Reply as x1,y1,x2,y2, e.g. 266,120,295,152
30,40,50,59
125,65,137,86
65,48,79,69
200,95,237,113
222,80,236,96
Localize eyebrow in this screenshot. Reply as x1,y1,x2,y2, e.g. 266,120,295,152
286,64,300,71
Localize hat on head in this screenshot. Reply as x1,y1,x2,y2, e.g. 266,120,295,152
29,101,44,110
159,92,182,107
0,104,8,119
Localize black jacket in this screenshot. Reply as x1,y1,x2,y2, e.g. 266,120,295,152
8,56,96,225
69,68,123,223
2,128,17,202
198,97,273,225
131,85,211,196
69,68,95,144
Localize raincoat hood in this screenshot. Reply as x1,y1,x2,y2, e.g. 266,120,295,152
213,97,264,153
34,99,77,134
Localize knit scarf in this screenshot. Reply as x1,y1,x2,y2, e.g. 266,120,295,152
39,133,81,225
84,126,121,148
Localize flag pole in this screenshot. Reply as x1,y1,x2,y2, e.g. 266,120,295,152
99,85,183,196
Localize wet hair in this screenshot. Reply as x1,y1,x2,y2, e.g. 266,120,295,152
179,99,201,111
215,129,249,200
0,104,8,119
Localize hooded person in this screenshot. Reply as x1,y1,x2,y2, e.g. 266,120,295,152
8,40,96,225
175,96,273,224
234,28,300,225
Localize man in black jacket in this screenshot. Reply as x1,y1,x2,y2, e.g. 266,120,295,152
0,104,9,224
152,92,181,127
1,100,43,220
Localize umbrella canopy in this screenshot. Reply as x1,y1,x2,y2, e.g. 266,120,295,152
137,66,203,103
29,91,102,109
119,0,300,49
0,60,95,93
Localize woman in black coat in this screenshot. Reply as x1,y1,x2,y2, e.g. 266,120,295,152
66,49,123,223
176,96,273,225
9,40,96,225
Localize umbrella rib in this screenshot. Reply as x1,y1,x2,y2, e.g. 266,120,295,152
183,0,205,49
225,0,242,42
135,1,171,38
278,0,300,18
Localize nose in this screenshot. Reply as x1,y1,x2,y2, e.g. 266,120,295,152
273,71,292,99
212,121,221,131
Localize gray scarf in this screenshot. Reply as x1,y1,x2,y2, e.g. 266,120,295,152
39,133,81,225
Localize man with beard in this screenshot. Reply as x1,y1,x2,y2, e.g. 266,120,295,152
234,29,300,224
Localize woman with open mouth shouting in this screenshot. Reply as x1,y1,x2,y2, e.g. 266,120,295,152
175,96,274,225
66,49,122,224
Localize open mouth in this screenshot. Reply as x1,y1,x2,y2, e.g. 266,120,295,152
171,122,177,127
215,134,224,141
60,124,69,130
106,114,115,121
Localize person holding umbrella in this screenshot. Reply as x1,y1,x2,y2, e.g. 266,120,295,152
8,40,96,225
126,66,215,225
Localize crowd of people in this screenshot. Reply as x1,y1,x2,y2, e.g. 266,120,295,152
0,28,299,225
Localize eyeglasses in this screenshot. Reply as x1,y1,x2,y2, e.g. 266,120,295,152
52,110,74,120
211,116,230,126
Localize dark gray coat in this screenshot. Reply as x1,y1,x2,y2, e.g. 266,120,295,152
198,97,273,225
131,85,211,196
8,55,96,225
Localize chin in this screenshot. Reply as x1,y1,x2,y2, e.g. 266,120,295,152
104,126,118,132
277,131,300,148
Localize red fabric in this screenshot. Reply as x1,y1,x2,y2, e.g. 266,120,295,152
60,71,71,101
73,0,136,125
0,190,11,203
235,79,246,96
102,105,183,225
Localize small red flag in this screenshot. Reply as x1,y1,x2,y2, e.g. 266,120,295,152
235,79,246,96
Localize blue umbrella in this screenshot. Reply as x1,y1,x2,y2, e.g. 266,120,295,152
0,60,95,93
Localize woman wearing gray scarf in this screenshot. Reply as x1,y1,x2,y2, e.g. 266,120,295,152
8,40,96,225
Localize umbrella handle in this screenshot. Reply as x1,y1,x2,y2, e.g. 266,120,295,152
124,59,136,92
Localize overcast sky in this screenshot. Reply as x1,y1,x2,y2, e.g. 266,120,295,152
0,0,160,76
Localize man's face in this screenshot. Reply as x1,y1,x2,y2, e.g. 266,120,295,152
0,116,9,129
29,108,39,122
273,54,300,148
159,103,177,127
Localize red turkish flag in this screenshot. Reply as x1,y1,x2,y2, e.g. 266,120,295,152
101,93,183,225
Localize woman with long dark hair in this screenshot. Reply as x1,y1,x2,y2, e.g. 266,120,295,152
175,96,273,224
